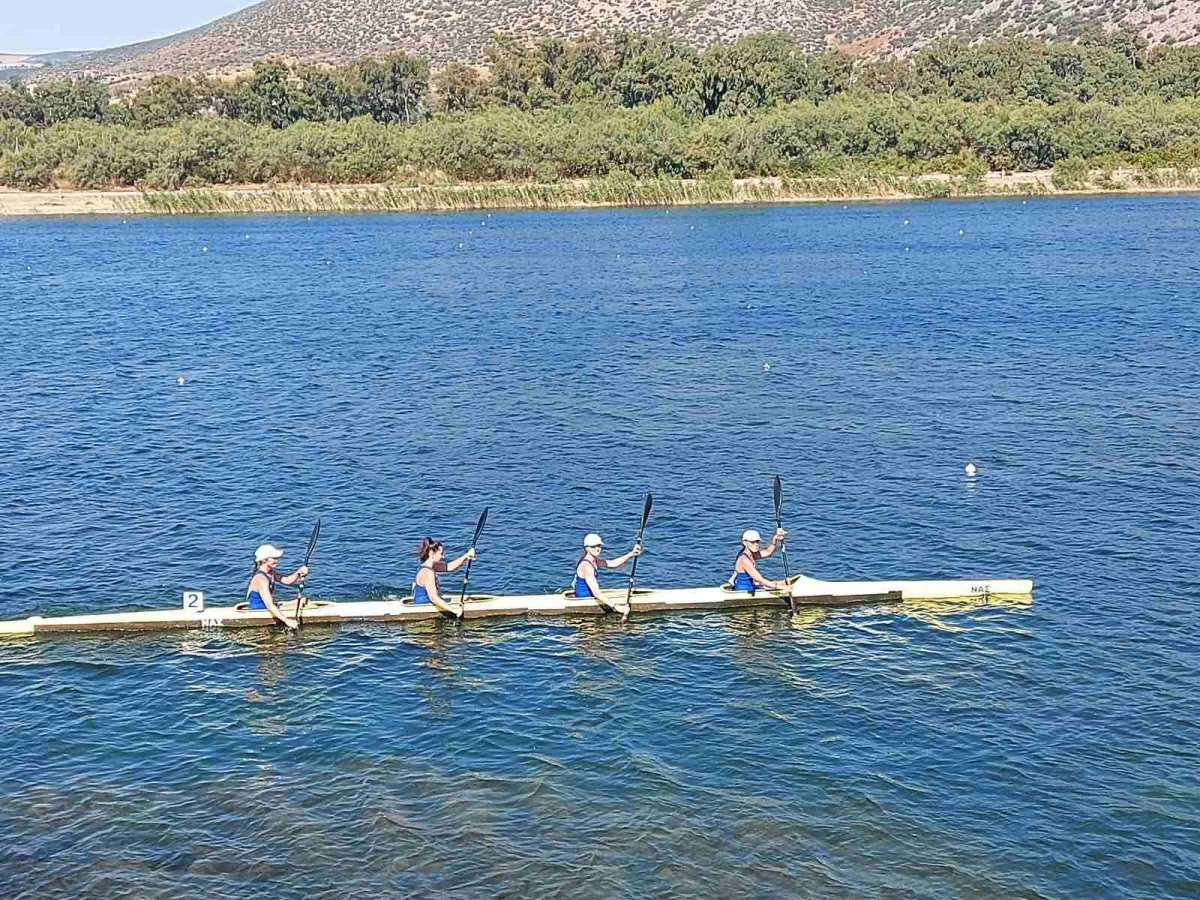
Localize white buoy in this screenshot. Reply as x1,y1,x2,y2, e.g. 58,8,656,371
965,462,977,477
959,229,964,235
904,219,909,225
690,225,694,230
458,243,463,248
202,246,208,252
763,362,770,372
177,377,185,386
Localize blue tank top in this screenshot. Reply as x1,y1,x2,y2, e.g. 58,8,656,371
412,563,436,604
573,557,597,598
246,569,274,610
731,551,758,593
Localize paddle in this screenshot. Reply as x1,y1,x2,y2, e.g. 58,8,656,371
457,507,489,618
622,493,653,620
294,517,321,629
773,476,796,615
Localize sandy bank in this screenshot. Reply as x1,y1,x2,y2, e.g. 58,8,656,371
2,169,1198,217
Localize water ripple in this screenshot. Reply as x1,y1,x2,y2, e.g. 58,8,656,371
1,198,1198,898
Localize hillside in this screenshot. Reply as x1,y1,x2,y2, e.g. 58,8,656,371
33,0,1200,81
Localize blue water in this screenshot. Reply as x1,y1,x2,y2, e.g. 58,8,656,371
1,197,1197,898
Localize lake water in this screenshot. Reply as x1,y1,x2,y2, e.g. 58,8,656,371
0,197,1197,898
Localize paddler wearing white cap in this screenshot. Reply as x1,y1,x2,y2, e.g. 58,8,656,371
730,527,789,593
573,533,643,603
246,543,309,629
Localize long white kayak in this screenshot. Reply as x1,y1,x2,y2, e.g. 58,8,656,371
0,575,1032,638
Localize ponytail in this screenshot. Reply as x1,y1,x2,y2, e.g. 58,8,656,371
416,537,443,562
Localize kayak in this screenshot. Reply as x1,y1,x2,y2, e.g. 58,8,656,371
0,575,1033,638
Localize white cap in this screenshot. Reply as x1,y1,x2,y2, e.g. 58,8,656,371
742,530,762,543
583,533,604,548
255,544,284,563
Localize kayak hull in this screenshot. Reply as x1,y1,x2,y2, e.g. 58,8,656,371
0,576,1033,638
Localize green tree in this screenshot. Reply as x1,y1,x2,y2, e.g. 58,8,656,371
434,62,488,113
350,53,430,124
33,77,111,124
1144,46,1200,100
232,60,298,128
0,79,43,125
294,66,359,121
129,76,203,128
610,34,701,113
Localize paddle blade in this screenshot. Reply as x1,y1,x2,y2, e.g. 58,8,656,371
639,493,653,534
773,475,783,525
471,507,489,548
304,518,321,566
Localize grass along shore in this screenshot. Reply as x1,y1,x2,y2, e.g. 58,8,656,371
3,168,1199,216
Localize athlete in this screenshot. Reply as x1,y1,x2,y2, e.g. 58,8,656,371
573,533,642,614
246,544,309,629
412,537,476,619
729,528,790,593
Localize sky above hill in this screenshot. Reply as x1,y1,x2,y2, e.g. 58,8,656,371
3,1,253,54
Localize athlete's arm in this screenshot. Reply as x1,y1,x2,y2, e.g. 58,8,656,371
419,567,463,619
255,573,299,629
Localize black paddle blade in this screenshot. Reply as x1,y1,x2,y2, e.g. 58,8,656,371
304,518,321,566
773,475,783,524
639,493,653,534
471,507,489,548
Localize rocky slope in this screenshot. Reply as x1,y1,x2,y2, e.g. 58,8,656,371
34,0,1200,81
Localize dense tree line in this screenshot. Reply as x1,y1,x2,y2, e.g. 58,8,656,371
0,55,431,129
7,30,1200,127
4,31,1200,189
4,95,1200,190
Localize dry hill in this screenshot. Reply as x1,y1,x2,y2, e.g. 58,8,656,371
37,0,1200,81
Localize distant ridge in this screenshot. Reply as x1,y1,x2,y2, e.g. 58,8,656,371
26,0,1200,83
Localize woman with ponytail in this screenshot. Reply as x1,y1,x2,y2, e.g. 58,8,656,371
412,537,476,619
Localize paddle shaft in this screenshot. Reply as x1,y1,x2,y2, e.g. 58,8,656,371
773,477,795,614
624,494,653,609
774,513,791,580
458,508,489,612
295,518,321,629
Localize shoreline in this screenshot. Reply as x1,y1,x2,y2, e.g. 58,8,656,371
3,169,1199,217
